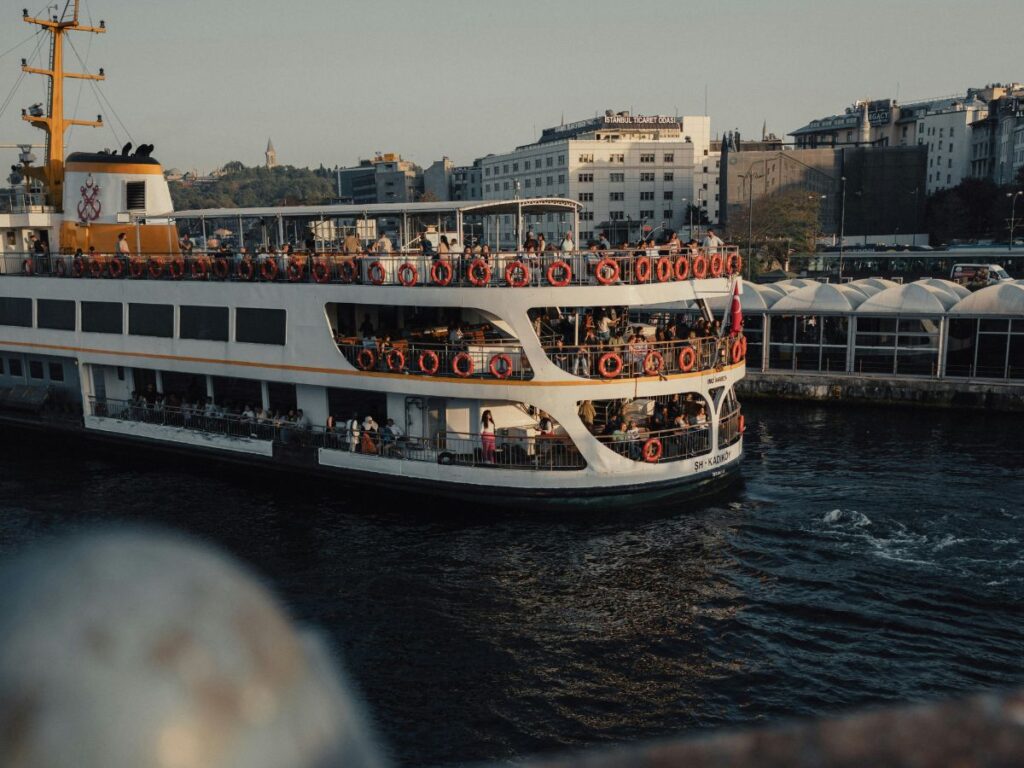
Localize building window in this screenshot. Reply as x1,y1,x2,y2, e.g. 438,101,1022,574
503,181,509,190
578,192,593,202
950,127,955,137
546,176,553,185
48,362,64,382
580,211,594,221
609,172,624,182
609,211,624,220
610,153,624,163
524,160,531,170
484,167,490,176
578,173,593,182
546,157,553,167
663,209,673,219
663,191,673,200
640,172,655,181
663,153,674,162
503,164,509,174
640,191,654,200
639,210,654,219
578,153,594,163
484,183,491,193
640,153,655,163
558,174,565,184
609,192,624,201
949,143,953,152
664,172,674,182
947,174,952,184
524,179,531,188
535,176,542,186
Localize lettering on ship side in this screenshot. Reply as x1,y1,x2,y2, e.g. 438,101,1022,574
706,373,729,385
693,449,734,473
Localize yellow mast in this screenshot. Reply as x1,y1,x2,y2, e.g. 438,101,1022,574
20,1,106,209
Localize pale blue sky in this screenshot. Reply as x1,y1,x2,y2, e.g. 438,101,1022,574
0,0,1020,172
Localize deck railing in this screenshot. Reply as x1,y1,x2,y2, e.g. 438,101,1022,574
336,338,533,380
544,336,733,379
717,404,745,449
87,397,585,471
595,423,713,463
4,246,742,288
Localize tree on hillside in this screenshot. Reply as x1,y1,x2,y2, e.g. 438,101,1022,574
725,188,822,270
168,162,334,210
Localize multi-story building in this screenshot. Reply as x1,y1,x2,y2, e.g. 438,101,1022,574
479,110,719,247
423,157,483,201
451,159,482,201
969,88,1024,185
336,153,422,205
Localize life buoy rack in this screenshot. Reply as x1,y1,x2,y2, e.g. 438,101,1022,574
727,252,742,275
634,255,652,282
678,346,696,372
430,260,453,286
595,257,620,285
642,437,663,463
468,258,491,287
237,258,254,281
489,353,513,379
356,348,377,371
169,259,185,280
367,260,386,285
505,260,530,287
656,257,673,283
692,253,708,279
213,257,230,280
128,259,144,279
147,256,164,279
418,349,440,375
21,258,34,276
55,259,67,277
89,258,104,278
397,262,418,287
311,259,330,283
731,337,745,364
385,348,405,372
674,255,690,280
597,351,623,379
286,258,304,282
643,350,665,375
710,253,724,278
546,259,572,287
108,258,124,279
72,257,85,277
191,257,210,279
260,258,279,281
451,351,474,377
338,259,357,284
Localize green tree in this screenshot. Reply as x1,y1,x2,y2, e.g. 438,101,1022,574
726,188,822,271
168,162,334,210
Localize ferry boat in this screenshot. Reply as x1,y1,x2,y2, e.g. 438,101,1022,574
0,5,747,505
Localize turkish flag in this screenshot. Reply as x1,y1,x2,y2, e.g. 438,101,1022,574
730,278,743,337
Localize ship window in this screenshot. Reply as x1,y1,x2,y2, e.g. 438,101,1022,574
37,299,76,331
180,305,228,341
48,362,64,382
0,297,32,327
81,301,123,334
29,360,44,380
126,181,146,210
8,358,22,377
236,308,286,345
0,358,4,375
129,303,173,338
267,381,296,413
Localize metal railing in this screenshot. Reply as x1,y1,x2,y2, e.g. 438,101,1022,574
717,405,744,449
336,338,532,380
88,397,585,471
596,423,713,463
3,246,742,287
544,336,731,379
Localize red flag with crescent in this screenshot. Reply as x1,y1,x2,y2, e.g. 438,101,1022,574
730,278,743,336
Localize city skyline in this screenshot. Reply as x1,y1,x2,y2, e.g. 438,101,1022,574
0,0,1021,171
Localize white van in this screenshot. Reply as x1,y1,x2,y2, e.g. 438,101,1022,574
950,263,1012,288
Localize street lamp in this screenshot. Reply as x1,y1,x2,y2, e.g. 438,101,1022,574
738,172,761,280
839,176,847,281
1008,191,1023,251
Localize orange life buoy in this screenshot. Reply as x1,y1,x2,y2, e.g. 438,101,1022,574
678,346,696,372
710,253,724,277
311,259,329,283
367,260,386,285
656,257,673,283
505,260,530,287
731,338,744,364
643,350,665,375
397,262,418,287
89,258,104,278
418,349,440,375
546,259,572,287
128,259,144,279
148,256,164,279
452,351,474,377
595,257,620,285
169,259,185,280
191,257,209,279
468,258,491,287
338,258,357,284
108,258,124,279
213,256,230,280
72,257,85,277
642,437,663,463
674,255,690,280
597,352,623,379
692,253,708,279
739,414,746,433
260,258,279,281
356,348,376,371
430,260,453,286
237,258,254,281
286,258,303,282
21,258,34,276
489,353,513,379
385,348,405,372
727,252,742,275
634,255,652,282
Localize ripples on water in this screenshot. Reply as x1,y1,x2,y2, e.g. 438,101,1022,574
0,402,1022,766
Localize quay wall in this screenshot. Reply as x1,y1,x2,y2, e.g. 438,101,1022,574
737,371,1024,411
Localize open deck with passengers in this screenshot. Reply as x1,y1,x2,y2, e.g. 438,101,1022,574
0,4,746,504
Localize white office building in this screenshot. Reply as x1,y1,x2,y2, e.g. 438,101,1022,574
479,111,719,248
916,100,988,194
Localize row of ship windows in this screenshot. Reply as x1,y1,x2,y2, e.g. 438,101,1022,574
0,355,65,383
0,297,285,345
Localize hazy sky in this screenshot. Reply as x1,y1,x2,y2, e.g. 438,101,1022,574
0,0,1020,172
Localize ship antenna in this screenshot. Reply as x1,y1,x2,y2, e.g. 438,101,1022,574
19,2,106,209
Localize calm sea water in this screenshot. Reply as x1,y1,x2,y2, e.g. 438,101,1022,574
1,402,1022,766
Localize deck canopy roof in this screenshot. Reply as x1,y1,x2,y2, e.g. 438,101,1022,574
948,283,1024,316
167,198,582,220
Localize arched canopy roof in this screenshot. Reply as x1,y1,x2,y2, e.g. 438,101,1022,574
915,278,971,300
707,284,773,312
948,283,1024,316
770,282,866,313
857,283,956,314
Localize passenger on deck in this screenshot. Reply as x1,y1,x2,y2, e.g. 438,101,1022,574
448,237,460,255
374,233,392,254
345,412,360,452
573,345,590,378
343,232,360,255
420,232,435,257
438,235,450,256
598,231,611,250
666,232,681,253
296,409,310,429
561,232,574,252
359,314,374,338
117,232,130,259
480,244,492,263
480,410,496,463
536,234,547,253
702,229,724,253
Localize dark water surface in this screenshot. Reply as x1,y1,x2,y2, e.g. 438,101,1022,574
1,402,1022,766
